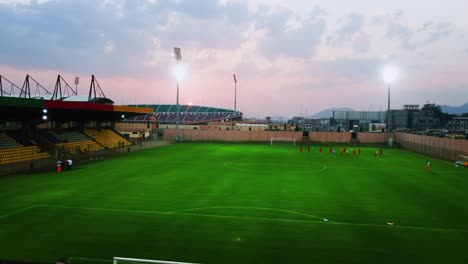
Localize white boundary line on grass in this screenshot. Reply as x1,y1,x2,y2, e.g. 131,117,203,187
0,205,40,220
2,204,467,233
68,256,199,264
330,221,468,233
36,204,326,225
27,204,468,233
167,206,326,221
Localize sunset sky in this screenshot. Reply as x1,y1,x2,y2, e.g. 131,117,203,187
1,0,467,118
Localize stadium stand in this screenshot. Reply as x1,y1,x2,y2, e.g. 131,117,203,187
47,131,103,153
56,140,103,154
0,133,22,149
48,131,91,143
84,128,131,148
0,146,50,165
124,104,242,125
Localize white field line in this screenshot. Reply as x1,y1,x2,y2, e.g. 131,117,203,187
36,204,325,225
68,256,198,264
167,211,325,225
167,206,327,221
114,256,199,264
331,221,468,233
0,205,40,220
35,204,468,233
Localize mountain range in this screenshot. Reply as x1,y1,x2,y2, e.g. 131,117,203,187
268,103,466,121
441,103,468,115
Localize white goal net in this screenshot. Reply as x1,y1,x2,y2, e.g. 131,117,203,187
113,257,199,264
270,137,296,146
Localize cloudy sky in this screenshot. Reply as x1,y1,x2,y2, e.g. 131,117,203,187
1,0,467,117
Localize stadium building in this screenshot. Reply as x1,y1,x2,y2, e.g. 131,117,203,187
122,104,243,126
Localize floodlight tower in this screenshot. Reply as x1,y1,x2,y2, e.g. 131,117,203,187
173,47,182,129
233,74,237,111
382,64,399,146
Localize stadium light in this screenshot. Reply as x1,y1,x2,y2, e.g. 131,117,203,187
382,64,400,146
233,74,237,111
382,64,399,84
173,64,185,81
173,47,182,129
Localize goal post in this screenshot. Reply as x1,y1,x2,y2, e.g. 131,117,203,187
270,137,296,146
113,257,199,264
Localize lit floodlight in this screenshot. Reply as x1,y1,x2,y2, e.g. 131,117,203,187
42,109,48,114
382,64,400,84
42,115,47,120
173,47,182,129
121,114,125,118
382,64,401,146
173,64,185,81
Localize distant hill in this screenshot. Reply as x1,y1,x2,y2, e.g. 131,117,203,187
269,116,290,122
441,103,468,115
309,107,354,118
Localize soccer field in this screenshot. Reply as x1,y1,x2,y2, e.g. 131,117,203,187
1,143,468,264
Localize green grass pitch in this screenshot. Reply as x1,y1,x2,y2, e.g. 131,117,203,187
1,143,468,264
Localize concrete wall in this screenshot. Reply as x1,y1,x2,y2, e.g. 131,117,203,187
163,129,303,142
358,133,387,143
309,132,350,142
394,132,468,161
308,132,386,143
163,130,388,143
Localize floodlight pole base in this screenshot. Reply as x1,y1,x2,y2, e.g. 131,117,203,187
387,137,393,147
176,81,179,129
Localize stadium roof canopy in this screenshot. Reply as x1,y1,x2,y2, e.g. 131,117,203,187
0,97,151,123
131,104,241,115
126,104,243,124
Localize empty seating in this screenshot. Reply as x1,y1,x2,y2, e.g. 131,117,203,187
0,133,22,149
0,146,50,165
84,128,131,149
56,140,103,154
48,131,91,143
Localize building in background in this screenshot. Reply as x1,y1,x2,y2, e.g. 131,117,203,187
332,111,386,132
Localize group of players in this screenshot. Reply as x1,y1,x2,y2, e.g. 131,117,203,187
299,145,434,172
299,145,383,158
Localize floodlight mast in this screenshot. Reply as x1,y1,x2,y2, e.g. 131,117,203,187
382,64,399,146
233,74,237,111
173,47,182,129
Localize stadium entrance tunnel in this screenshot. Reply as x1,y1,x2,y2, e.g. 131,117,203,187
223,161,327,174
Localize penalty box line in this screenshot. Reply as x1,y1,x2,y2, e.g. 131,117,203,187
8,204,468,234
0,205,42,220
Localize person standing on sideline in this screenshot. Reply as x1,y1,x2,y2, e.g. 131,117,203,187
426,161,431,172
67,159,73,170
